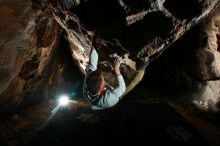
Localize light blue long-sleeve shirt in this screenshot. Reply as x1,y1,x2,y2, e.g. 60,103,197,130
83,48,126,110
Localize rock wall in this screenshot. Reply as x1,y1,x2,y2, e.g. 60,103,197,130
143,6,220,112
0,0,61,114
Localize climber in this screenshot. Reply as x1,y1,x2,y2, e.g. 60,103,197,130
83,47,126,110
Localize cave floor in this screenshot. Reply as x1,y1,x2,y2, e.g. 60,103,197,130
23,101,208,146
1,99,220,146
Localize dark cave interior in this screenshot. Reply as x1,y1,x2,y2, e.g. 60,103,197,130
0,0,220,146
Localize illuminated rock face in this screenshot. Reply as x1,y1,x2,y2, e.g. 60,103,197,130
0,0,61,114
0,0,219,114
190,9,220,111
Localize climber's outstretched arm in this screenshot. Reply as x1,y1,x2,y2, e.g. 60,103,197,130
120,61,149,99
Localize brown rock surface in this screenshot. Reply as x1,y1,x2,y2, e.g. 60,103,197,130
0,0,61,114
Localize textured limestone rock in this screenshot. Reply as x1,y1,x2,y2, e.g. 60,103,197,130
191,7,220,111
0,0,61,114
141,6,220,111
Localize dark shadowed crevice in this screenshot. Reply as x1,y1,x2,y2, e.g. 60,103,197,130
122,0,156,15
164,0,205,20
138,26,206,93
119,11,173,53
123,0,153,9
217,33,220,52
70,0,126,38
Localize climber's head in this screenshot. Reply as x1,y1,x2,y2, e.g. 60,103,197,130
86,69,105,96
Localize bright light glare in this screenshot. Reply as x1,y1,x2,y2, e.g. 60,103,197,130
58,95,70,106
